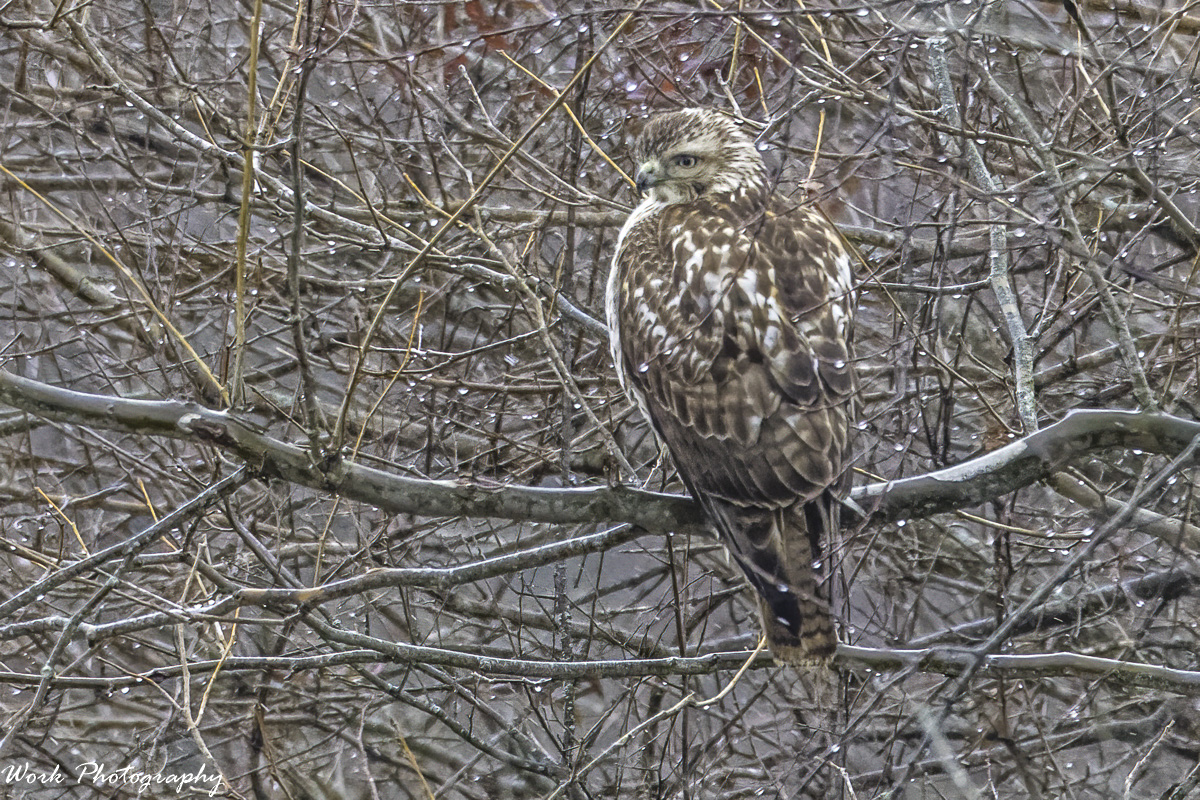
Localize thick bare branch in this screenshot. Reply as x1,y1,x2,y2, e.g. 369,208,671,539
2,369,1197,530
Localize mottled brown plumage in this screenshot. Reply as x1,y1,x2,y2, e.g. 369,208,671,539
606,109,855,664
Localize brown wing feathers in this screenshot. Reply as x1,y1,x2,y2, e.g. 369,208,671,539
608,109,855,665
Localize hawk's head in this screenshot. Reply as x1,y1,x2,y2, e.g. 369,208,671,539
632,108,766,204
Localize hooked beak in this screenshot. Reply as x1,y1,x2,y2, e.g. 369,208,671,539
634,162,658,196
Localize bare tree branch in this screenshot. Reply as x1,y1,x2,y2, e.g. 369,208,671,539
4,368,1198,531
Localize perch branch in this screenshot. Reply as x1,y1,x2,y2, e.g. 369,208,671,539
1,369,1198,530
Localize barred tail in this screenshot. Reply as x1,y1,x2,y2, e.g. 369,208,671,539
703,494,838,665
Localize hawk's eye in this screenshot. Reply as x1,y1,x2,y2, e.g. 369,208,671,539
673,154,699,169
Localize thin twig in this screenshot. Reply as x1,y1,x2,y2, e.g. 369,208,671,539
929,37,1037,431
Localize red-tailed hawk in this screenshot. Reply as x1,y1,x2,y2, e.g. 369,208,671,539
606,108,856,664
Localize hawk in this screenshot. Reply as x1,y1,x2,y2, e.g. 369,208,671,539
605,108,856,664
